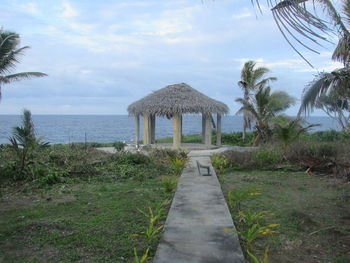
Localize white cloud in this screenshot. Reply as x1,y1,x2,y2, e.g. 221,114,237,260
233,57,342,73
232,11,252,19
19,2,40,15
60,1,78,18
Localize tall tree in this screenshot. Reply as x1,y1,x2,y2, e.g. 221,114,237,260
236,85,295,144
0,29,47,100
236,60,277,141
255,0,350,67
299,0,350,117
315,85,350,130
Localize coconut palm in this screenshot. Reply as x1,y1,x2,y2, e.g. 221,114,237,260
9,109,49,174
0,29,47,100
251,0,350,67
271,116,319,155
237,86,295,144
314,84,350,130
236,61,277,141
298,0,350,117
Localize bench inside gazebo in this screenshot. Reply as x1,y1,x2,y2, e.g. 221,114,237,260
127,83,229,149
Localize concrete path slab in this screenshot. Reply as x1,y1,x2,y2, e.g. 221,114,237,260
154,155,245,263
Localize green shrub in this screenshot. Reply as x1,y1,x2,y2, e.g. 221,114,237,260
116,152,150,165
211,154,229,173
36,171,62,186
113,141,126,151
161,176,178,193
287,141,340,162
169,157,187,175
227,187,261,211
220,132,254,146
252,147,283,166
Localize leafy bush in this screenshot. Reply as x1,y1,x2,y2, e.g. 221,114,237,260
227,187,261,211
222,150,253,169
300,130,350,142
36,171,63,186
169,157,187,175
113,141,126,151
211,154,229,173
220,132,254,146
252,147,283,166
116,152,150,165
161,176,178,193
8,109,49,177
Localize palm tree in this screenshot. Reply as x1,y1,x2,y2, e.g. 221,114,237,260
236,60,277,141
271,116,319,155
253,0,350,67
299,0,350,117
236,85,295,145
0,29,47,100
9,109,49,174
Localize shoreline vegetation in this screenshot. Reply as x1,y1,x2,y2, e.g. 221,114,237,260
0,110,188,262
1,111,349,262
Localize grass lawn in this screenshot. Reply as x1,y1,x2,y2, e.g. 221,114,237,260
0,177,171,262
219,170,350,263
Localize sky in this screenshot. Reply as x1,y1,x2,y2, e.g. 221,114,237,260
0,0,343,115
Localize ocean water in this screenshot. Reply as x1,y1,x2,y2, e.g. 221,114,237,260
0,115,338,145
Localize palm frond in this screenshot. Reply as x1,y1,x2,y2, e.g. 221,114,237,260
1,72,47,83
0,46,30,74
245,0,350,66
299,68,350,115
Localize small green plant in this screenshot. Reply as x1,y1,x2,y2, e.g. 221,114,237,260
227,187,261,211
253,148,283,166
8,109,49,177
247,248,269,263
36,171,62,186
133,247,151,263
170,157,187,175
211,154,229,173
113,141,126,151
143,224,164,241
226,223,279,250
237,210,272,226
138,207,161,227
161,176,178,193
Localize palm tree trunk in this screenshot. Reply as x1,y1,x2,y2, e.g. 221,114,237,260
242,125,246,142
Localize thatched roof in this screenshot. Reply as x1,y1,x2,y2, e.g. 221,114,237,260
128,83,229,117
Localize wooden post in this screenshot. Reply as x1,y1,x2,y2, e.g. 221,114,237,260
180,115,183,143
205,114,212,147
143,113,151,145
216,114,222,146
135,115,140,146
201,114,205,143
173,113,182,149
151,115,156,144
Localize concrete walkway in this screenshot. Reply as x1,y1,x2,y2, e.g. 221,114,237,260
154,152,245,263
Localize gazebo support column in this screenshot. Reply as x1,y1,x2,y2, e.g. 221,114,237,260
204,114,212,147
216,114,222,146
173,113,182,149
134,115,140,146
143,113,151,145
151,115,156,144
201,114,205,143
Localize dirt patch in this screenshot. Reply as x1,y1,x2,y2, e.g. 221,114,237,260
53,194,76,204
0,197,34,214
289,211,318,227
17,222,75,237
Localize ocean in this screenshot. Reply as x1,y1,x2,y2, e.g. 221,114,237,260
0,115,338,145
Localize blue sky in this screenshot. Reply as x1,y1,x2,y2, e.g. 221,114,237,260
0,0,342,115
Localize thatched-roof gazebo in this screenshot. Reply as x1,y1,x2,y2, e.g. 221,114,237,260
128,83,229,149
